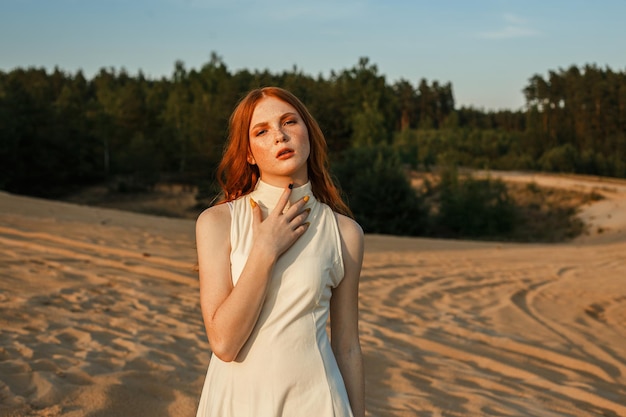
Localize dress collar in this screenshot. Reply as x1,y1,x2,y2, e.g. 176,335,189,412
251,180,314,212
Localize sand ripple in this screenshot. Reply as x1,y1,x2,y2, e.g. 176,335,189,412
0,196,205,416
361,238,626,416
1,191,625,416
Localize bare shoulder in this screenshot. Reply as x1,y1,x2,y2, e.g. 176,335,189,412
196,203,231,241
334,213,364,255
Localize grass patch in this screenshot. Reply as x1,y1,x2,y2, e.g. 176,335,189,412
503,182,602,242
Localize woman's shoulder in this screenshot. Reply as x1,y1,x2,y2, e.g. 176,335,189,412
334,212,364,247
333,212,364,278
196,202,231,237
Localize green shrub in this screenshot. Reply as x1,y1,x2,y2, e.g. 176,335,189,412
433,167,518,238
539,144,578,173
332,145,427,235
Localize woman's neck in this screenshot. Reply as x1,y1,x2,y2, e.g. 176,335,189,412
258,174,308,189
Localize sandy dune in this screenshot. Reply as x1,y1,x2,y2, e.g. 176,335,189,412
1,173,625,416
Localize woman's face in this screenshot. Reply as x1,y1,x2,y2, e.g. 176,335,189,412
248,96,310,186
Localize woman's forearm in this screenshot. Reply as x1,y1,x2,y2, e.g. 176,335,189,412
205,244,278,362
336,344,365,417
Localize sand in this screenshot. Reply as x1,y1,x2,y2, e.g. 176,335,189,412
1,172,625,416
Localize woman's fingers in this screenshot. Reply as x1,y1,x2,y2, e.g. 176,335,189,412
250,197,262,227
271,184,293,217
249,186,312,257
282,193,309,220
269,184,311,228
288,206,311,230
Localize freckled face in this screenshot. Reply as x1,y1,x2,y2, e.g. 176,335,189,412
248,96,310,186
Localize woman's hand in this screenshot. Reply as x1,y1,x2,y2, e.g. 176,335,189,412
250,185,310,260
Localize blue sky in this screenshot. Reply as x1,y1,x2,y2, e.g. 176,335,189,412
1,0,625,110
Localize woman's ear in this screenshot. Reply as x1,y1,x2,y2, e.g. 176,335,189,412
247,151,256,165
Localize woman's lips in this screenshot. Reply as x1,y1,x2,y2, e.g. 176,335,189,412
276,148,294,159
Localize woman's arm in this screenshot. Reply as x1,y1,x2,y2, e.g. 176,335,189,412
331,214,365,417
196,187,309,362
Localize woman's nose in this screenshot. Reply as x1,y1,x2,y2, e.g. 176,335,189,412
274,129,288,143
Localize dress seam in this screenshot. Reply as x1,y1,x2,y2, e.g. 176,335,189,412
329,208,345,286
311,309,337,417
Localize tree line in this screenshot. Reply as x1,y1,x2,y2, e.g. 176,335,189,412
0,55,624,239
0,54,468,195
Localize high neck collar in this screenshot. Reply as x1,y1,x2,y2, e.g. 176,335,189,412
251,180,314,211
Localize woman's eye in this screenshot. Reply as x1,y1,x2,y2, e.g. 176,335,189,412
255,129,267,136
284,119,296,126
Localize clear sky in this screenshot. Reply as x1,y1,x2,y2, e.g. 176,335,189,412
1,0,625,111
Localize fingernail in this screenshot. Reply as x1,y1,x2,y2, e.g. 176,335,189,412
304,222,310,228
250,198,257,208
288,183,294,189
303,195,310,203
305,208,311,213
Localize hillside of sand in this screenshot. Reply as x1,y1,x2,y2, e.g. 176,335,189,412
1,172,625,416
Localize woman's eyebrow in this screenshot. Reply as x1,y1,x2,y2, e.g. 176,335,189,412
251,112,298,130
251,121,268,131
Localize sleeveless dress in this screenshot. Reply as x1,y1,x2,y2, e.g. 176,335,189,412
195,180,354,417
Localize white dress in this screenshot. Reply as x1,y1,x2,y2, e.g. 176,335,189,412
196,180,354,417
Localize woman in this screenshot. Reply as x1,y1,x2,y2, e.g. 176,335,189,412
195,87,365,417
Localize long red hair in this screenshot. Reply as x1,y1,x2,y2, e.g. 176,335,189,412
216,87,352,218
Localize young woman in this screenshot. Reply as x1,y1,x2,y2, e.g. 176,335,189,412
195,87,365,417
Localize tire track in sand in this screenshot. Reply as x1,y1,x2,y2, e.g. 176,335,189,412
0,234,195,286
360,244,626,416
